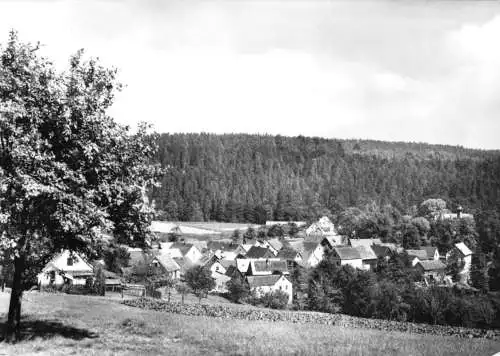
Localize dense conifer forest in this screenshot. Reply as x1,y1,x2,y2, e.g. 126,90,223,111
151,133,500,224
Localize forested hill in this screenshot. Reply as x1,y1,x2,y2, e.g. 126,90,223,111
151,133,500,223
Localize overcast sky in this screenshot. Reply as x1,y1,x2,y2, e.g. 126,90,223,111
1,0,500,149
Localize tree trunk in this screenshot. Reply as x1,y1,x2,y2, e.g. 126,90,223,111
4,255,25,342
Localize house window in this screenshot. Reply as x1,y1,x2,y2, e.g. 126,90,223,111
215,266,220,272
67,257,74,266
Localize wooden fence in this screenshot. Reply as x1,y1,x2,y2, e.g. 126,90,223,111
121,283,146,298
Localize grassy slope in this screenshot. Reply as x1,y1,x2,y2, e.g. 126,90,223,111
0,292,499,356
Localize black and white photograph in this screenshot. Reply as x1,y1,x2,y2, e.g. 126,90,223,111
0,0,499,355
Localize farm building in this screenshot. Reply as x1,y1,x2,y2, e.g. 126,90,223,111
415,260,447,283
330,247,363,269
352,245,378,270
37,250,94,287
150,254,181,280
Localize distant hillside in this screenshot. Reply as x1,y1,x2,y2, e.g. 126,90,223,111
151,133,500,223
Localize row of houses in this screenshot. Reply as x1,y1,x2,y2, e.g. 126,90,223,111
37,216,475,304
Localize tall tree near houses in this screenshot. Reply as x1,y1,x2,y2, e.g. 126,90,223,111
0,32,162,341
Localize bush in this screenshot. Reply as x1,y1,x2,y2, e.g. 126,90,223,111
260,290,289,309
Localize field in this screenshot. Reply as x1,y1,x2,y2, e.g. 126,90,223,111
0,291,499,355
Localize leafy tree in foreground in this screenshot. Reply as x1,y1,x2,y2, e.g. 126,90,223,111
185,265,215,303
0,32,161,341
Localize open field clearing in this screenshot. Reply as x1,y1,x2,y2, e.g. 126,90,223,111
0,292,499,355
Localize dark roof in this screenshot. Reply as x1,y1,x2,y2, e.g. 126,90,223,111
277,248,301,260
303,235,325,244
247,275,287,288
251,260,288,273
225,265,242,278
417,260,447,271
207,240,236,251
422,246,438,259
371,245,392,258
334,247,361,260
246,246,274,259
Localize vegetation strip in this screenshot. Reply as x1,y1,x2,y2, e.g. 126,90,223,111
122,298,500,339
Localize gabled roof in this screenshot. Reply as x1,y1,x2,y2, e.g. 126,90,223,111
153,254,181,273
353,245,377,261
333,247,361,260
42,250,94,275
245,246,274,259
246,275,288,288
267,238,283,252
455,242,472,256
406,249,429,261
171,243,195,256
277,248,301,260
251,260,288,274
371,245,392,258
417,260,447,271
421,246,438,259
376,243,398,251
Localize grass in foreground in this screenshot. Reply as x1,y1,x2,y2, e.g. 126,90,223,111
0,292,499,355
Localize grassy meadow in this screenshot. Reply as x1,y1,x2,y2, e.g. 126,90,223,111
0,291,499,355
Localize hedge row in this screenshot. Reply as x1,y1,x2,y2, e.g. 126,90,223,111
122,298,500,339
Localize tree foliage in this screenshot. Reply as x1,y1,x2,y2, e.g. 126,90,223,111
0,32,162,340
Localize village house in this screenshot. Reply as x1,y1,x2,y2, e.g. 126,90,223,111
287,240,324,267
262,238,284,256
352,245,378,270
446,242,473,281
407,246,440,266
371,244,393,261
37,250,94,287
305,216,337,236
149,254,181,280
330,247,363,269
246,274,293,304
277,248,303,270
160,242,203,264
235,246,279,273
415,260,447,284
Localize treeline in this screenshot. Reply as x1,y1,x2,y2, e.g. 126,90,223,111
303,252,500,330
151,133,500,223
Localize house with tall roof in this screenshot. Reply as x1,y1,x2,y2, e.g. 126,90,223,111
160,242,202,264
305,216,337,236
446,242,473,281
407,246,440,266
149,254,181,280
330,247,363,269
415,260,447,284
37,250,94,287
246,274,293,304
235,246,279,273
287,240,324,267
352,245,378,270
277,248,303,270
